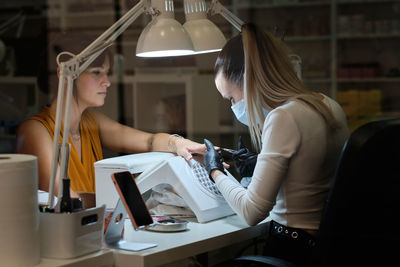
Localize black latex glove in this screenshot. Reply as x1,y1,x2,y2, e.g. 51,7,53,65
232,136,258,178
204,139,226,180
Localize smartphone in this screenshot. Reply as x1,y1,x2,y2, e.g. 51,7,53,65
111,171,153,229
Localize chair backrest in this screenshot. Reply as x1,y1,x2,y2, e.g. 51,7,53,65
311,118,400,266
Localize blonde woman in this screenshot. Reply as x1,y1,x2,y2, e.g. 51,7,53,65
15,39,205,209
203,23,350,265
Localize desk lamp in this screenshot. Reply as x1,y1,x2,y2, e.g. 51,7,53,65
46,0,246,208
183,0,243,54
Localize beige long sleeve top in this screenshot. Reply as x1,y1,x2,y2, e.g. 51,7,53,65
215,95,350,230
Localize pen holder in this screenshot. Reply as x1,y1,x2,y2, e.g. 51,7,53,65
39,205,105,259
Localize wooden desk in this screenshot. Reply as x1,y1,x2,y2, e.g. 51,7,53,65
113,215,269,267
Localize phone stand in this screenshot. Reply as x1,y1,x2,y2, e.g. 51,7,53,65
104,199,157,251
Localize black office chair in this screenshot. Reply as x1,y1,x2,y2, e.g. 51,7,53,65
215,118,400,267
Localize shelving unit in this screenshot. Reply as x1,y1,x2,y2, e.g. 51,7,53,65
335,0,400,129
234,0,400,130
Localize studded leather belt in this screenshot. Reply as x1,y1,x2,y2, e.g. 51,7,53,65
270,220,316,248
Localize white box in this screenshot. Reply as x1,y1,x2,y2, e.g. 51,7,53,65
95,152,175,209
95,152,237,223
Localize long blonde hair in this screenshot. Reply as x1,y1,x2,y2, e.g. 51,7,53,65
215,23,340,151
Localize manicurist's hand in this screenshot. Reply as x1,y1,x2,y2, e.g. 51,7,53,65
232,136,258,178
204,139,226,181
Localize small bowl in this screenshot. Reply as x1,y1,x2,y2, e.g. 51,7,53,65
146,215,188,232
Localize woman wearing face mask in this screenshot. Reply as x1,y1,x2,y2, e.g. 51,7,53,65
203,23,350,265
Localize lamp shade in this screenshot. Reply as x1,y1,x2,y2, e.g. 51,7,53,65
183,0,226,54
183,19,226,54
136,0,194,57
136,17,195,57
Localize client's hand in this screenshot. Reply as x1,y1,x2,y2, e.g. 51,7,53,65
171,136,206,161
204,139,226,180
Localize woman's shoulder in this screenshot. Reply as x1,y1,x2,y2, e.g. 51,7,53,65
15,118,52,153
275,95,333,116
17,118,35,131
265,105,299,130
17,118,49,138
21,106,54,130
265,100,317,130
272,100,304,117
17,105,53,134
321,94,344,113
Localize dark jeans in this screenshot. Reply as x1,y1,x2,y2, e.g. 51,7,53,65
263,221,316,266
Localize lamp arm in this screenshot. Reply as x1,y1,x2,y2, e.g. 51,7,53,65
79,0,148,66
47,64,66,207
47,0,151,207
207,0,244,32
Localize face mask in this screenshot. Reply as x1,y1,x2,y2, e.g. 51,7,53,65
231,99,247,125
231,99,270,126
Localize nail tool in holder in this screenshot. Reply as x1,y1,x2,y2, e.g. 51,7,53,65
59,150,72,212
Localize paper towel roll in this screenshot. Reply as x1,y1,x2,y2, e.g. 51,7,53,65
0,154,40,267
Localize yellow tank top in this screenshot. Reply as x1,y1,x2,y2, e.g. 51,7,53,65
30,107,103,193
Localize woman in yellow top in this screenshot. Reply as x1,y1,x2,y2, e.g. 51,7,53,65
15,47,205,208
